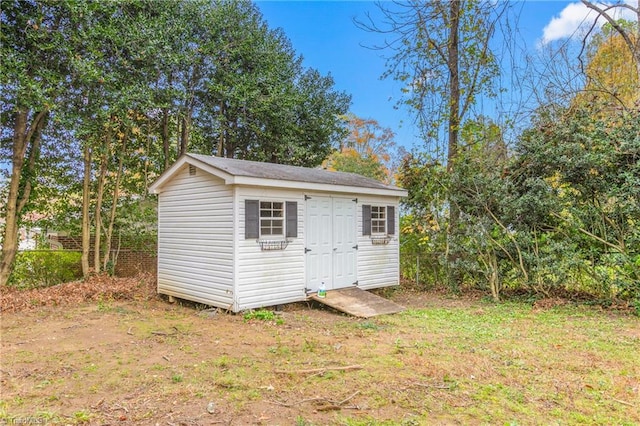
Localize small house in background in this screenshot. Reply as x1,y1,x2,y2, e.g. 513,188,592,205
149,153,407,312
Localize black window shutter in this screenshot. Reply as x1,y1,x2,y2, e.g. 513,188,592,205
286,201,297,238
362,205,371,236
387,206,395,235
245,200,259,239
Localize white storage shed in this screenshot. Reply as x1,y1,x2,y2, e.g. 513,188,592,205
149,153,408,312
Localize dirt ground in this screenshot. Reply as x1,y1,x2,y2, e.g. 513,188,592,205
0,282,441,425
1,277,638,425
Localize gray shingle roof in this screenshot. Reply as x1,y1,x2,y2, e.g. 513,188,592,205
187,153,405,192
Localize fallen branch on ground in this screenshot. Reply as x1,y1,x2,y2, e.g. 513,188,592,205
268,390,361,410
610,396,635,407
274,364,363,375
150,326,179,336
408,381,454,390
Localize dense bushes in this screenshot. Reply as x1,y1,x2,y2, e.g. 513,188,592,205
399,109,640,302
8,250,83,290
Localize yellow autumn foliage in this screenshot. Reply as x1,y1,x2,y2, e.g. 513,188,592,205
574,27,639,112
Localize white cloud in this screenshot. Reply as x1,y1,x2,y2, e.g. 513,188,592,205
541,3,592,44
540,1,636,45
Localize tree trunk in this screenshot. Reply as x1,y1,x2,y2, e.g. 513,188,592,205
81,145,92,276
488,250,500,302
17,114,46,215
103,142,125,272
162,71,174,169
0,109,47,287
176,115,182,157
180,114,189,156
144,117,152,195
179,65,199,157
93,149,108,274
217,101,225,157
162,107,170,170
446,0,461,287
447,0,460,186
0,111,28,287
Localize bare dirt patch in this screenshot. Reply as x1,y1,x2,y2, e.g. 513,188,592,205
1,278,639,425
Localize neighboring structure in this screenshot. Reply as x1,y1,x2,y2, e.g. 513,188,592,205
47,234,157,277
149,153,407,312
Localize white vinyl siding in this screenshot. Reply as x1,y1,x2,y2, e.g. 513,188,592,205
153,159,403,312
357,196,401,290
157,165,234,308
235,187,305,311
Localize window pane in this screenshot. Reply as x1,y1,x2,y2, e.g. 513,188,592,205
258,200,285,237
371,206,386,234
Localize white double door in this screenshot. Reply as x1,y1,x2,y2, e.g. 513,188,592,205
306,196,357,292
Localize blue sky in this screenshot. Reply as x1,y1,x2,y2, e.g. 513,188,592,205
256,1,631,150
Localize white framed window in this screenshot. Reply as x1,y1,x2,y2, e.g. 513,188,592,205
362,204,395,239
371,205,387,234
245,200,297,241
244,200,298,250
260,201,284,237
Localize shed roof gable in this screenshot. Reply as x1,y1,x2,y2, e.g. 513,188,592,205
149,153,408,197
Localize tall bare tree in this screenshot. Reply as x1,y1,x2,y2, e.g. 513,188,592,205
357,0,510,285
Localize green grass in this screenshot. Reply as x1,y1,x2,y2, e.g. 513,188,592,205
243,309,275,321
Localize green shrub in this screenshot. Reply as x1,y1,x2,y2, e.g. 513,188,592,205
8,250,83,290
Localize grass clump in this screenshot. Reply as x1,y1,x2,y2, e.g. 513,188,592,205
243,309,283,324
